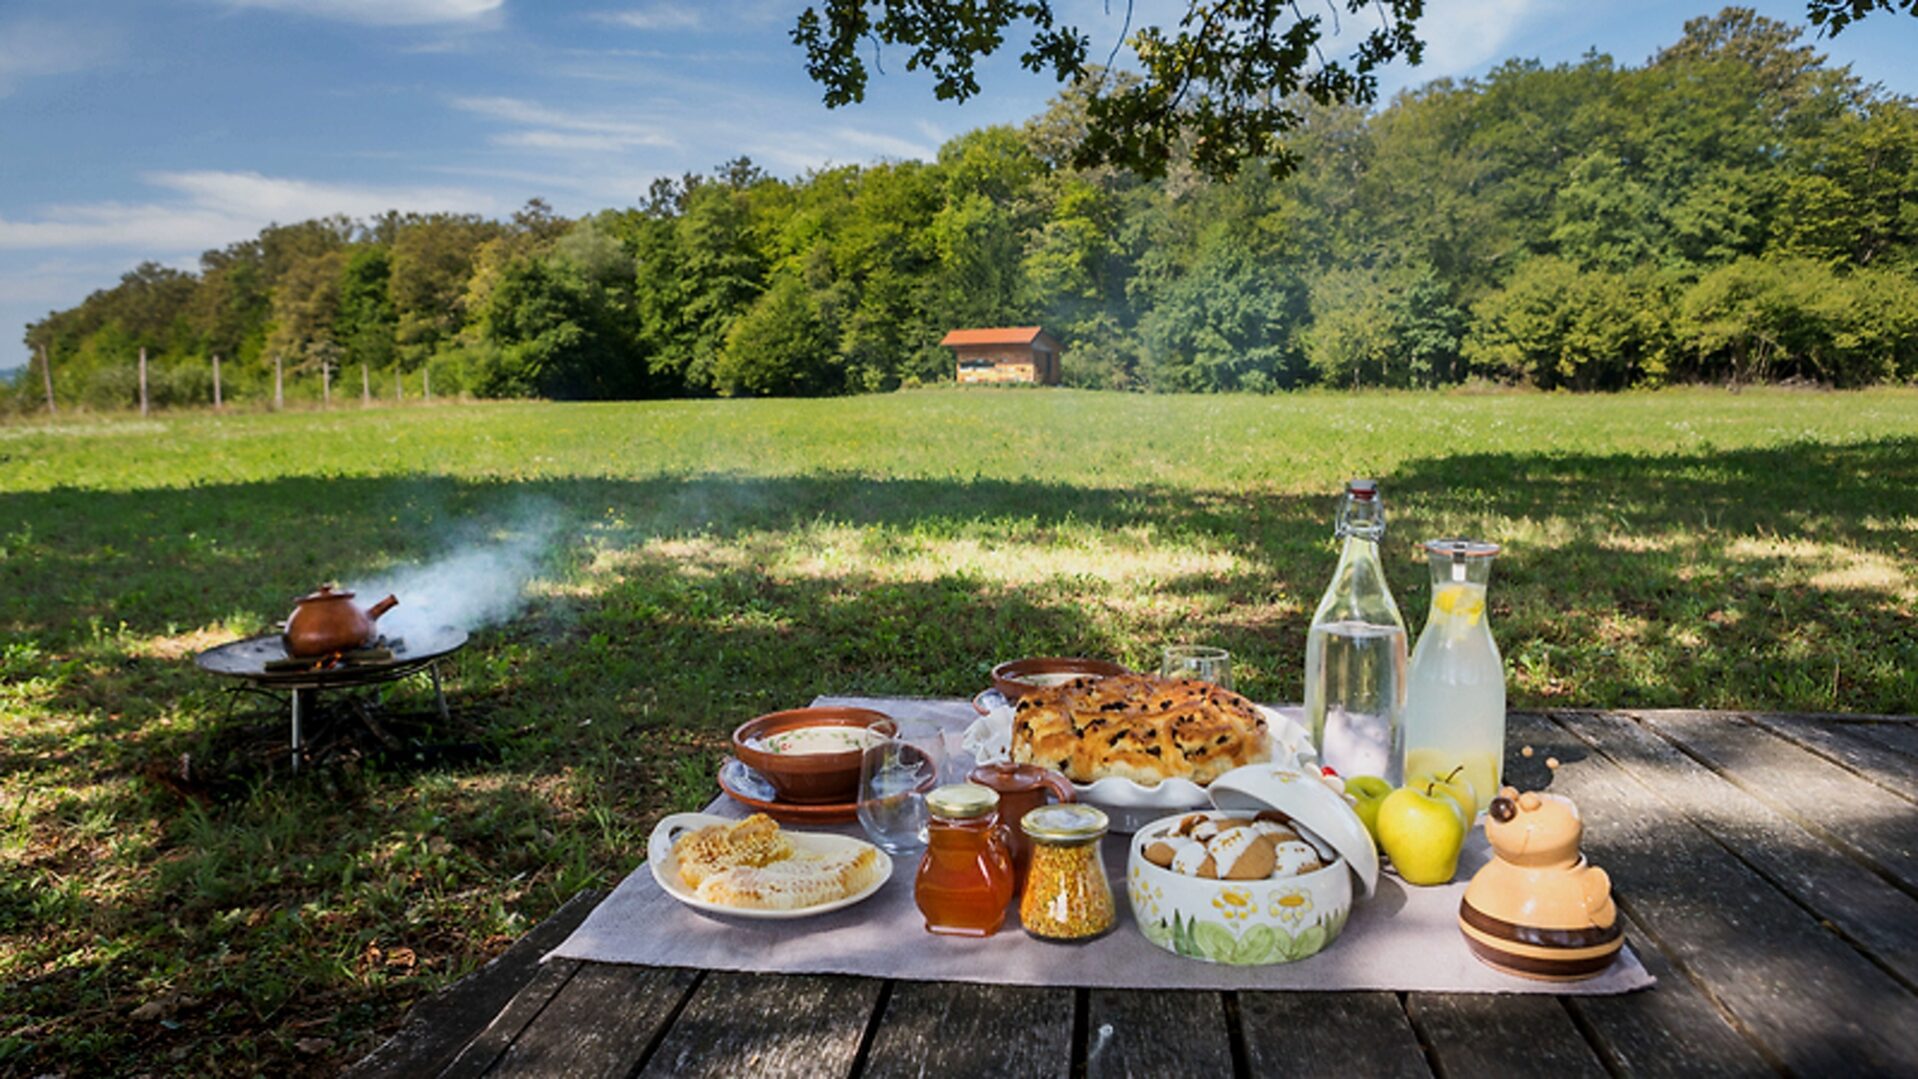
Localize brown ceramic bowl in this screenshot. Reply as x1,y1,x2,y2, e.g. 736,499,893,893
731,707,894,805
990,657,1131,701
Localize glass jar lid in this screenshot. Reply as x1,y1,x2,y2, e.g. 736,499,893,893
1423,538,1500,559
926,783,998,819
1021,803,1109,842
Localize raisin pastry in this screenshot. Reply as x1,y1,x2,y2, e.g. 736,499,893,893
1010,674,1270,786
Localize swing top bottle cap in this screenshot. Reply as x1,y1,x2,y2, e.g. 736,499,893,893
1346,479,1378,501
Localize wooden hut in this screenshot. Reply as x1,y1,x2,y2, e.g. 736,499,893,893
941,327,1063,385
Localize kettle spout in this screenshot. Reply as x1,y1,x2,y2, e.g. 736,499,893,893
367,594,399,620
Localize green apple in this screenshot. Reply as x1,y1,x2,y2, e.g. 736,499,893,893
1344,775,1393,845
1377,779,1468,885
1413,764,1479,824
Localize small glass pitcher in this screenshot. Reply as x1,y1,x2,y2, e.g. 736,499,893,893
1401,539,1505,816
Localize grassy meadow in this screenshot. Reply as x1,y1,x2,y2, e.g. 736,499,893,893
3,386,1916,1074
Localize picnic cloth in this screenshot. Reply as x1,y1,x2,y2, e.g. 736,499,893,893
545,697,1654,994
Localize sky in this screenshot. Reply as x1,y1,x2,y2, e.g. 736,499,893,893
3,0,1917,373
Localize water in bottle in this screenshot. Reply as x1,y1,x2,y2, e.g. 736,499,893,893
1304,480,1409,783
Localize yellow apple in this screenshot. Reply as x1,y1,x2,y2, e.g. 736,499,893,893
1377,779,1468,885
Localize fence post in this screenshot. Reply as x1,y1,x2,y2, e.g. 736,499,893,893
213,354,223,410
138,346,148,417
362,363,370,405
322,362,330,407
274,354,284,410
39,344,55,416
424,366,431,403
395,369,403,404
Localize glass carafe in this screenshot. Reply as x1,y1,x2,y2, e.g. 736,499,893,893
1305,479,1410,783
1401,539,1505,817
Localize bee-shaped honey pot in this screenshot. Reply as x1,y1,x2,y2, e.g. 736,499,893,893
1458,783,1623,981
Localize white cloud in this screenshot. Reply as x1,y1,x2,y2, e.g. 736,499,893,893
0,17,122,95
0,171,499,253
1404,0,1556,77
450,94,678,151
824,126,939,161
221,0,504,27
593,5,702,30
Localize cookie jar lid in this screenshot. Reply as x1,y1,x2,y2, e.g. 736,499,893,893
1207,764,1380,897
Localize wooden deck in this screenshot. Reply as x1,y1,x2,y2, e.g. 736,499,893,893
351,709,1918,1077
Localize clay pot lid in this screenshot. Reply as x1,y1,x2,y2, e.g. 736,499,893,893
968,760,1054,791
295,584,356,603
1207,764,1381,898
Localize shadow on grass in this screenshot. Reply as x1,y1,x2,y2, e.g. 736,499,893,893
1,437,1915,1073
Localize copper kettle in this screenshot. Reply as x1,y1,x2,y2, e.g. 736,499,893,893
283,585,398,657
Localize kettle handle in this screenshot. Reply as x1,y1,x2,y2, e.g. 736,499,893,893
366,594,399,620
1040,770,1077,805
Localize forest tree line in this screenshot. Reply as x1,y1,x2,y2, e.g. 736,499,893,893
11,8,1918,411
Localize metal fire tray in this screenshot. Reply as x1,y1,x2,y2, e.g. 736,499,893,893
196,626,469,689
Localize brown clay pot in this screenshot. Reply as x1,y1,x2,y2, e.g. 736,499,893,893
967,760,1076,885
990,656,1130,701
731,707,894,805
283,585,398,657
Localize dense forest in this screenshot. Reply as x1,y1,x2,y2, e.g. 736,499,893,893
11,8,1918,410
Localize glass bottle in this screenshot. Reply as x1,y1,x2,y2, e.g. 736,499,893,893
915,784,1016,937
1018,804,1115,942
1304,479,1410,783
1402,539,1505,816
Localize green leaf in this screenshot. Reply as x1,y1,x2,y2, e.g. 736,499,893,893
1193,920,1238,963
1294,924,1328,958
1237,924,1278,965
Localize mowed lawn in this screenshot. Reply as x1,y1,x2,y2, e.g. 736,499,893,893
3,387,1916,1074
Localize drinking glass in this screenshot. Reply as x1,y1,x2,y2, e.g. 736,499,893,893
858,717,947,856
1161,644,1234,690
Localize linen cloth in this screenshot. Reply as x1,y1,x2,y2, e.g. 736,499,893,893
544,697,1654,994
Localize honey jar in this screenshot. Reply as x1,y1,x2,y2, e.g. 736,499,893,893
915,784,1016,937
1018,804,1115,942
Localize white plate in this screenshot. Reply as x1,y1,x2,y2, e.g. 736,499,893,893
646,812,893,919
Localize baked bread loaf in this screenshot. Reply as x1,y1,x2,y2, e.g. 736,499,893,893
1010,674,1270,786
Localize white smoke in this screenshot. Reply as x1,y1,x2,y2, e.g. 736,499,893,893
346,506,564,640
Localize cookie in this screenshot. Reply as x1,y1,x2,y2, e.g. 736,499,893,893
1169,839,1216,878
1271,839,1325,877
1142,837,1180,867
1211,827,1278,880
1249,819,1301,844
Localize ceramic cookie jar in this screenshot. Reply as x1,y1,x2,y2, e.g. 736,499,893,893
1458,786,1623,980
1126,764,1379,965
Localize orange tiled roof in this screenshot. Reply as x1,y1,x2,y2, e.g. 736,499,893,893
939,326,1047,347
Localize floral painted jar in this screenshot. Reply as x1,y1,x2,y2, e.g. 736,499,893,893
1125,764,1379,965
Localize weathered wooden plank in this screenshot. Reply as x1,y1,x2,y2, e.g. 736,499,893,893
1844,720,1918,762
1239,992,1428,1077
1407,994,1606,1078
347,888,603,1079
1639,710,1918,895
1509,711,1918,1073
1085,989,1232,1079
1743,713,1918,806
438,959,581,1079
1563,908,1773,1077
485,963,698,1078
638,972,882,1079
1552,710,1918,989
860,980,1072,1079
